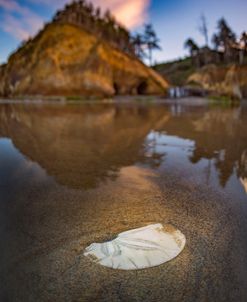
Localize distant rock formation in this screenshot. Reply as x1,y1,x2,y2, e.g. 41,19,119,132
0,6,168,98
188,64,247,99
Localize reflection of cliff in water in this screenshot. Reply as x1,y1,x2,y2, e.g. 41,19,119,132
0,104,170,189
0,102,246,190
158,106,247,188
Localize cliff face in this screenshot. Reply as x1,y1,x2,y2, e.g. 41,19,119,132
188,64,247,99
0,23,168,98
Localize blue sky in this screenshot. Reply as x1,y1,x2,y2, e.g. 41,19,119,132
0,0,247,64
150,0,247,63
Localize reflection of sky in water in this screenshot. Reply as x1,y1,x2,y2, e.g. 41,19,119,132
142,131,247,199
0,138,54,199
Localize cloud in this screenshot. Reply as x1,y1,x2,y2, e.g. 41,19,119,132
0,0,150,41
0,0,19,10
27,0,151,28
91,0,150,28
0,0,44,40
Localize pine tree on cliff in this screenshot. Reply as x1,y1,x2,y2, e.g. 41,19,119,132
95,7,101,19
239,31,247,64
198,14,209,47
184,38,199,67
212,18,236,63
184,38,199,55
144,24,161,66
240,32,247,52
132,33,146,60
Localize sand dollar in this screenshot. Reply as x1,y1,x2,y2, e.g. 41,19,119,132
84,223,186,270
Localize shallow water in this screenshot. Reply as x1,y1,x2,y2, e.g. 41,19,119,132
1,98,247,301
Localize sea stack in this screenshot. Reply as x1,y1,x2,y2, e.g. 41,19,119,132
0,2,168,98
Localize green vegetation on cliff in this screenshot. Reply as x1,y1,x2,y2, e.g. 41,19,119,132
154,57,195,86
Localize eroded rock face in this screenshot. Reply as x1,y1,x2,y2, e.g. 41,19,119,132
188,64,247,99
0,24,168,98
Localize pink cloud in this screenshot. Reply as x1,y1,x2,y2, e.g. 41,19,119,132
28,0,151,28
0,0,20,11
91,0,150,28
111,0,150,28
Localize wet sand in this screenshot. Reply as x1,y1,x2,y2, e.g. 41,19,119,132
1,164,247,301
1,101,247,301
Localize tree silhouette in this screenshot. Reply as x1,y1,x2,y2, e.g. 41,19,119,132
144,24,161,66
95,7,101,19
211,18,236,62
238,31,247,64
184,38,199,56
240,32,247,51
132,33,146,59
198,14,209,46
184,38,199,66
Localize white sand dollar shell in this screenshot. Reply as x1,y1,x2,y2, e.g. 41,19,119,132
84,223,186,270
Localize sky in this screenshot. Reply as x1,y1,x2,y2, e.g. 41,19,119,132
0,0,247,64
